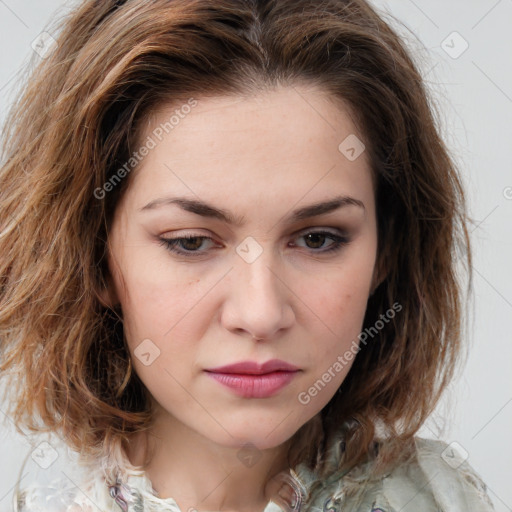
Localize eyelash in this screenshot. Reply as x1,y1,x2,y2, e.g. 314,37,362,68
158,229,350,258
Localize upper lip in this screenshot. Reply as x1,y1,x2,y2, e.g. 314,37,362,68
205,359,299,375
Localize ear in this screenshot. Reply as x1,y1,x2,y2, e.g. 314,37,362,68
97,274,120,309
369,251,389,296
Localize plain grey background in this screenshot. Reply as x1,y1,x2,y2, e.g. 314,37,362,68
0,1,511,511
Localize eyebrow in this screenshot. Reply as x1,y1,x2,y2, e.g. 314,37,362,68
139,194,365,226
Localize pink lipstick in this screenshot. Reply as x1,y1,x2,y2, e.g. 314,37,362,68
204,359,299,398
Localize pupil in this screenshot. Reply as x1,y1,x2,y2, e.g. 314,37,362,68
306,233,325,249
183,237,203,250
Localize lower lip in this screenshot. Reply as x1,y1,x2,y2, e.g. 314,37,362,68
205,371,298,398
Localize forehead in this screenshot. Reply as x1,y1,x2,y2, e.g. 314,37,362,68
121,85,375,218
144,84,363,152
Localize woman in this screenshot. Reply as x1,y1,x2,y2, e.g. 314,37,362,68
0,0,495,511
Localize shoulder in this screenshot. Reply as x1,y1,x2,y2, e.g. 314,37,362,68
11,442,115,512
310,437,496,512
14,472,114,512
412,438,494,507
14,479,89,512
379,437,495,511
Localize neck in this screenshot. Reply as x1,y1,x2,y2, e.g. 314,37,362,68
126,414,294,512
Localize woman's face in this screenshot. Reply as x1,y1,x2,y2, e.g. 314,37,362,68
104,84,380,451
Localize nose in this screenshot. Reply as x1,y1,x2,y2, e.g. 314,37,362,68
220,248,295,341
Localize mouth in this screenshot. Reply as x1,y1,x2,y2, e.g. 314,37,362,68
204,359,299,375
204,359,300,398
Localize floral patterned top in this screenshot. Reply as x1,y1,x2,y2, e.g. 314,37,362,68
11,430,495,512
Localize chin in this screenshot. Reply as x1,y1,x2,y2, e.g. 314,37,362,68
199,418,301,452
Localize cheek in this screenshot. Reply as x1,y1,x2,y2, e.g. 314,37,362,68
302,267,371,329
297,267,372,364
111,248,198,346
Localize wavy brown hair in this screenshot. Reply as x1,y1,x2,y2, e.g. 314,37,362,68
0,0,472,486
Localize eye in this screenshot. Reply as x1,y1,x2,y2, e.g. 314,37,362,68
159,235,216,257
158,229,350,258
289,229,350,254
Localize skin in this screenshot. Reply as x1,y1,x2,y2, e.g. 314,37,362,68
101,83,382,512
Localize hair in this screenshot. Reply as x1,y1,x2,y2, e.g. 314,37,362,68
0,0,473,488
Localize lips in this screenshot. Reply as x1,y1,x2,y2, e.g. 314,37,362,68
204,359,299,375
204,359,300,398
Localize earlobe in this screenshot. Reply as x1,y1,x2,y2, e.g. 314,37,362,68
97,243,121,308
369,273,379,296
370,254,389,296
97,275,120,309
98,286,113,308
